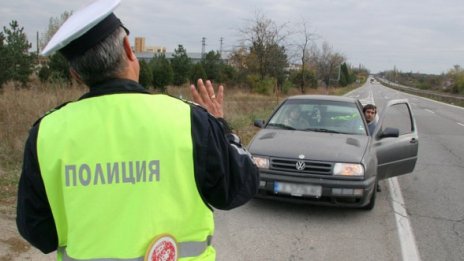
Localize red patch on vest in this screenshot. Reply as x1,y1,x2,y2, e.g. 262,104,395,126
146,235,177,261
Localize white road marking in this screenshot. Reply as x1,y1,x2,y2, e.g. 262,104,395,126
388,178,421,261
457,122,464,127
424,109,435,114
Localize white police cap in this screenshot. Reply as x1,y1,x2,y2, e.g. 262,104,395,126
41,0,128,59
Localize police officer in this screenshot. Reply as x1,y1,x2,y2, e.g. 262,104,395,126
16,0,259,260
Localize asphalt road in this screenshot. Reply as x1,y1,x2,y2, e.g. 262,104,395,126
213,80,464,261
360,80,464,261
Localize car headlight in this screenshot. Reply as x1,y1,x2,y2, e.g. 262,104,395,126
333,163,364,177
253,156,269,169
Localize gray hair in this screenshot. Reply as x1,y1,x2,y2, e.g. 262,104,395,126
69,27,128,86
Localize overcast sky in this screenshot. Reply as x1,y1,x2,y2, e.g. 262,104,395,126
1,0,463,74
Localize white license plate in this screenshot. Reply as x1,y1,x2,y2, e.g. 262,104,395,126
274,182,322,198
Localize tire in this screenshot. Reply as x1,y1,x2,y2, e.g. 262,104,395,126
362,184,377,210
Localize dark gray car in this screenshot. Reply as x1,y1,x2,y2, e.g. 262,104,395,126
249,95,418,210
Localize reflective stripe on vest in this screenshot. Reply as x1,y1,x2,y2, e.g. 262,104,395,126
60,236,212,260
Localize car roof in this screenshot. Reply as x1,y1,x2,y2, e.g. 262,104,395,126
285,95,358,103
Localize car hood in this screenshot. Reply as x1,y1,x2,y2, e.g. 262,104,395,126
248,129,369,163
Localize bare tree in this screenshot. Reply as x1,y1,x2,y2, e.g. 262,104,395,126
229,46,249,72
39,11,72,50
312,41,345,92
294,19,318,93
237,11,289,84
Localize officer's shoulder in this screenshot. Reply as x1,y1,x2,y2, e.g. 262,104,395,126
163,94,208,113
32,101,72,127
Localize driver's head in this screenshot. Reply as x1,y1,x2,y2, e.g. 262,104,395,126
363,104,377,123
289,106,300,119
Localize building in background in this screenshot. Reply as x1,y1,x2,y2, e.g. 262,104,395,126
133,36,167,54
134,37,145,53
133,36,229,64
136,51,204,64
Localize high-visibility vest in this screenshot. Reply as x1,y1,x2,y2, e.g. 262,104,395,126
37,93,215,260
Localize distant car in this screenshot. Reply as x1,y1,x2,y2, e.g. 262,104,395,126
249,95,418,210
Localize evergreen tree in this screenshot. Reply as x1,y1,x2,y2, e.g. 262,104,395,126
48,52,70,82
220,64,237,83
1,20,34,87
151,54,173,92
190,63,207,83
201,51,222,82
264,43,288,87
138,60,153,88
339,63,352,87
38,65,51,82
171,45,191,86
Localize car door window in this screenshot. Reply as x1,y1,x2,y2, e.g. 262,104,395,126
380,103,413,135
375,101,418,180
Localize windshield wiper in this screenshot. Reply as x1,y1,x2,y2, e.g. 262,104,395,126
303,128,342,134
267,123,296,130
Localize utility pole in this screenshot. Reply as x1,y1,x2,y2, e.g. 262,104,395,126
201,37,206,59
36,31,39,56
219,37,223,58
36,31,41,67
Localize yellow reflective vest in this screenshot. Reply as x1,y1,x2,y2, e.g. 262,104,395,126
37,93,214,260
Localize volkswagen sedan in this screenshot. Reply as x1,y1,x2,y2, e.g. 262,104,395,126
249,95,418,210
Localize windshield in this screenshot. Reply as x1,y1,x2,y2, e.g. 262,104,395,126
267,99,367,135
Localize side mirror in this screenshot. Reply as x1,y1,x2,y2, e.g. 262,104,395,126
254,119,265,128
379,127,399,139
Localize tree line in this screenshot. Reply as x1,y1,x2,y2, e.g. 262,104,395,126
1,12,369,94
379,65,464,95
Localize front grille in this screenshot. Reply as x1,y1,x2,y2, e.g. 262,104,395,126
270,158,333,175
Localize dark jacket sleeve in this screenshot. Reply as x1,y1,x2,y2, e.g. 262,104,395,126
190,105,260,210
16,124,58,253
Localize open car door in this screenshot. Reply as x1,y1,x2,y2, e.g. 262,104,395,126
374,99,419,180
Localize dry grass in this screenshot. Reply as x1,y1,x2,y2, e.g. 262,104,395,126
0,81,86,203
0,81,360,206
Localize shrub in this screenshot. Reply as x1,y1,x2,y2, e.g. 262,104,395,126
38,66,51,83
246,74,275,95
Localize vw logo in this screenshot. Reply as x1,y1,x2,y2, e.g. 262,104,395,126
295,161,306,171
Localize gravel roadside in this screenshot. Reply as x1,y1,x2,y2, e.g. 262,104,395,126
0,190,54,261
